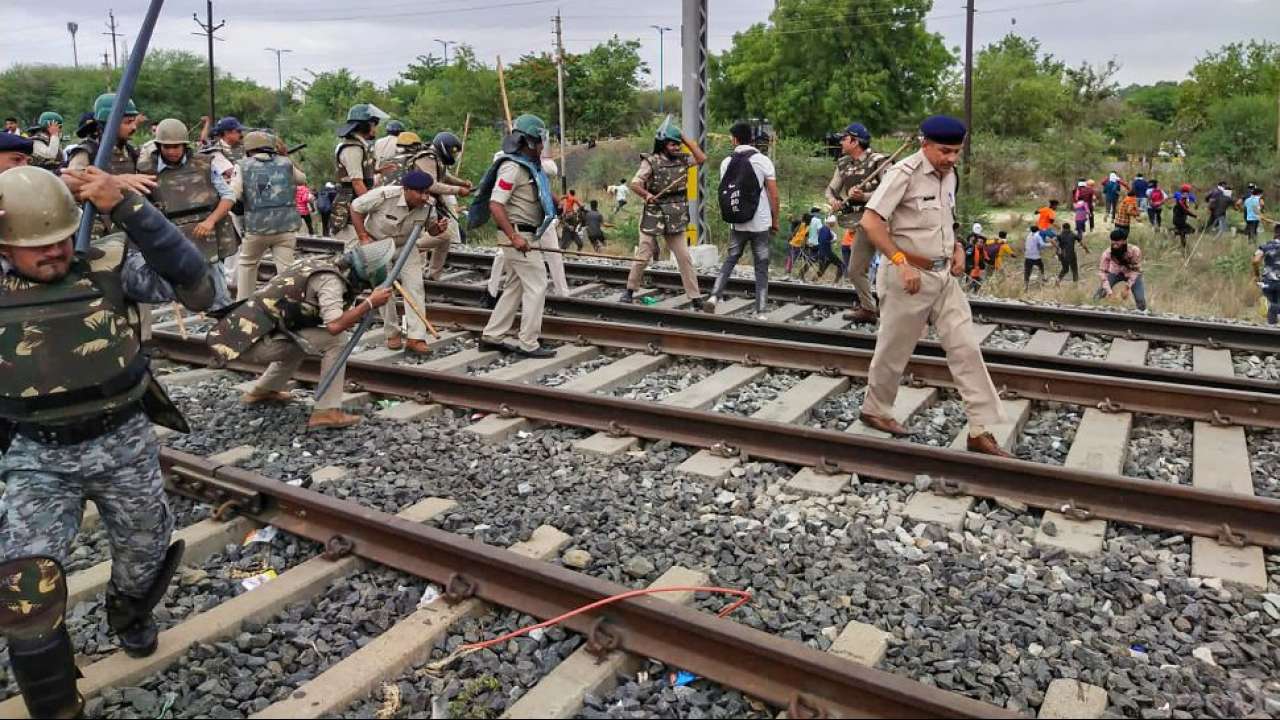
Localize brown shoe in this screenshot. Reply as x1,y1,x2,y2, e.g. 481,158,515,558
859,412,911,437
240,390,293,405
385,333,404,351
967,431,1013,458
404,339,431,355
307,409,363,430
843,307,879,323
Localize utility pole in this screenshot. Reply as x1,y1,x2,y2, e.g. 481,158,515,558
650,25,673,115
434,38,455,65
67,22,80,68
103,9,121,68
265,48,293,117
963,0,975,178
192,1,225,123
681,0,708,245
553,10,568,194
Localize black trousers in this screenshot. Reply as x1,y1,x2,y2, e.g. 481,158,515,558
1024,258,1045,285
1057,253,1078,282
301,214,315,235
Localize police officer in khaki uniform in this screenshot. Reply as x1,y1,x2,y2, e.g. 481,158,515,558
411,131,470,279
857,116,1010,457
372,119,404,168
620,121,707,308
231,131,308,299
825,122,889,322
476,114,557,358
351,170,449,354
331,104,389,237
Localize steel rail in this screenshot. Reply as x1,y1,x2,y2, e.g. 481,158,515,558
412,281,1279,400
150,330,1280,548
294,236,1280,354
408,303,1280,429
159,449,1009,719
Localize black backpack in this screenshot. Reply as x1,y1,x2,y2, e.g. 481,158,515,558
718,149,762,224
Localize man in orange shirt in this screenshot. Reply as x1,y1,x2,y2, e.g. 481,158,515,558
1036,199,1059,231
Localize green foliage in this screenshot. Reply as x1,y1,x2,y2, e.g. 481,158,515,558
972,35,1071,139
1189,94,1279,168
711,0,952,138
1116,116,1165,162
1121,81,1181,124
506,38,650,139
1178,41,1280,130
1036,126,1108,200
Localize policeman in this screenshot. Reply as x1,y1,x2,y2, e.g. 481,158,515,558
232,131,307,300
350,170,448,354
372,118,404,168
620,120,707,308
472,114,557,358
140,118,237,311
825,122,889,323
206,238,398,430
331,103,389,236
65,93,141,174
484,158,572,302
411,131,471,279
856,116,1009,457
0,132,32,173
377,131,424,187
27,112,64,171
0,166,217,717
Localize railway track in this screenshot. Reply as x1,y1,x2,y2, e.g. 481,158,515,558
294,235,1280,355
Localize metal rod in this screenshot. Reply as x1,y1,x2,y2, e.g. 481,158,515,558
75,0,165,256
312,222,425,400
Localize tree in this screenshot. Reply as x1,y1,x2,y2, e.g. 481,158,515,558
1122,81,1181,124
1178,41,1280,130
570,37,649,137
1116,116,1164,168
971,35,1071,139
1190,94,1278,167
711,0,952,138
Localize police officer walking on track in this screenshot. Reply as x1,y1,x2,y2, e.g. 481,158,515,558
472,113,558,358
856,116,1011,458
232,131,308,300
0,166,217,717
826,122,889,323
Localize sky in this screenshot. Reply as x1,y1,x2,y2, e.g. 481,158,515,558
2,0,1277,96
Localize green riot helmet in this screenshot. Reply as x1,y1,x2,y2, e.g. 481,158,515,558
503,114,547,154
653,115,682,154
153,118,189,145
242,130,276,154
92,93,139,123
0,166,83,248
347,237,394,287
338,103,390,137
37,111,64,128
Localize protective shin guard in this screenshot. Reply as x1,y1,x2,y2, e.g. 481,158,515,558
8,625,84,719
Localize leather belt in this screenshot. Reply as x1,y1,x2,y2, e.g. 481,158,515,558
515,223,539,233
15,404,142,446
903,251,951,272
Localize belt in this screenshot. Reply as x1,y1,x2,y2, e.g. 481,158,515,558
515,223,539,233
15,403,142,446
903,251,951,272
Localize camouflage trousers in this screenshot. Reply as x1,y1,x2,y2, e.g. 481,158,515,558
329,185,355,235
0,412,174,597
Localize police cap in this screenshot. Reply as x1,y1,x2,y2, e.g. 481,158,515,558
841,123,871,143
0,132,33,155
401,170,434,191
919,115,967,145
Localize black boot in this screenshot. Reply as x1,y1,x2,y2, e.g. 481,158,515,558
106,589,161,658
618,289,634,304
8,625,83,719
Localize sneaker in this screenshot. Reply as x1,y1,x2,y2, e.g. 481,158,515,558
516,345,556,359
703,295,719,312
618,289,635,304
753,313,769,321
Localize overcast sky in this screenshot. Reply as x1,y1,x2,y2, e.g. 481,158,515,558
2,0,1276,98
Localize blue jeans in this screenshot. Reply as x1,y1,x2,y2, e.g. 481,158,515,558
1095,272,1147,311
712,229,771,312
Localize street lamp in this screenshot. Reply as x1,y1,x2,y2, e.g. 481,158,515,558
265,47,292,117
434,38,456,65
67,22,80,68
650,25,673,115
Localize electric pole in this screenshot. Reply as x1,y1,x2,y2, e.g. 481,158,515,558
553,10,568,194
963,0,975,178
67,22,80,68
681,0,708,245
103,9,121,68
192,1,225,122
266,48,293,118
650,25,673,115
434,38,455,65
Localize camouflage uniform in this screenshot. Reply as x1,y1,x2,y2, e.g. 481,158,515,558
331,136,374,235
825,149,888,313
625,153,702,299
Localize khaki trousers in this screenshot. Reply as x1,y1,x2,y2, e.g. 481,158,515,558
237,232,296,301
844,226,878,312
420,217,458,280
626,231,702,298
486,221,570,297
482,239,547,352
242,328,348,410
862,267,1006,428
382,239,429,341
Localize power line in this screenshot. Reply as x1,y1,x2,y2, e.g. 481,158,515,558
192,1,226,122
266,47,293,117
103,9,121,69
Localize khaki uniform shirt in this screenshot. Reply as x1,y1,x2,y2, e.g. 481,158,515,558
413,149,469,196
350,184,436,246
372,135,399,167
337,140,369,183
490,160,544,230
865,150,957,261
308,273,348,324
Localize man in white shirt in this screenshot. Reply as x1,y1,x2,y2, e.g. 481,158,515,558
609,180,630,215
706,122,779,318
